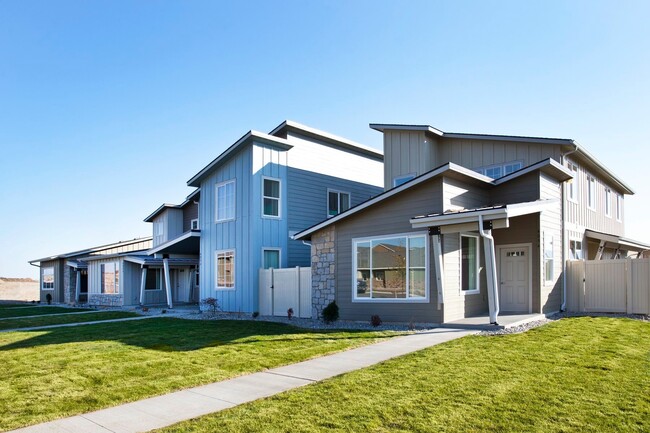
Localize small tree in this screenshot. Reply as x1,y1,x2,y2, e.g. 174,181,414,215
202,297,220,313
322,301,339,324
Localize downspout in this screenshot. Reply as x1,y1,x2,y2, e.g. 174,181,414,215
478,215,499,324
561,144,579,311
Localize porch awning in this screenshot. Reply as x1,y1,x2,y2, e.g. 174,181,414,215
66,260,88,270
124,256,199,268
147,231,200,256
410,199,558,232
584,229,650,253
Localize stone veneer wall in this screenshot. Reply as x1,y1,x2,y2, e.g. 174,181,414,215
311,225,336,319
63,266,77,305
88,294,124,307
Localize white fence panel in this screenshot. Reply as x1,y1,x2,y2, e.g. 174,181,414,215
258,267,312,318
629,260,650,315
584,260,627,313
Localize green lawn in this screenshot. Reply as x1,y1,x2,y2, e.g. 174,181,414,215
0,318,397,431
155,317,650,433
0,306,90,318
0,311,139,330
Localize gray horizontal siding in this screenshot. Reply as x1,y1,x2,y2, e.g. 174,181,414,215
490,172,540,204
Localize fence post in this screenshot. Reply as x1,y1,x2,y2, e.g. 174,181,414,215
270,268,275,316
296,266,301,318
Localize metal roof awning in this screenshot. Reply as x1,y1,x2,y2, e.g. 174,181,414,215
410,200,558,233
124,256,199,267
584,230,650,252
65,260,88,270
147,231,201,256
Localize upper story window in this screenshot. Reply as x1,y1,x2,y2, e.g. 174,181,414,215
262,177,281,218
475,161,523,179
587,176,596,210
190,218,199,230
216,180,236,222
154,220,164,243
393,173,416,187
101,262,120,294
328,189,350,217
567,162,579,202
616,194,622,221
42,267,54,290
354,233,427,301
605,188,612,217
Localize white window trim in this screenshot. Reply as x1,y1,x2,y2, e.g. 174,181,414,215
215,180,236,223
460,233,481,295
190,218,199,230
215,249,236,291
101,261,120,294
351,231,429,303
543,233,554,284
567,162,579,203
616,194,622,222
474,160,523,179
326,188,351,218
569,239,584,261
393,173,417,188
262,176,282,219
144,268,163,291
262,248,282,269
605,188,612,218
42,267,54,290
587,175,596,210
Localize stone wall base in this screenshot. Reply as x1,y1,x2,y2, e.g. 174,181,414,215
89,294,124,307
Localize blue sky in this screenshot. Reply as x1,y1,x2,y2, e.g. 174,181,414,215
1,0,649,279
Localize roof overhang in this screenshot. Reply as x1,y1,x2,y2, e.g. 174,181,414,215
410,200,559,232
123,256,199,267
144,204,181,222
65,260,88,270
146,231,201,256
29,237,153,265
584,229,650,252
494,158,573,185
187,130,293,187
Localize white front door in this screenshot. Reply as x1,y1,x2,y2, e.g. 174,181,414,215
173,269,191,303
499,246,530,313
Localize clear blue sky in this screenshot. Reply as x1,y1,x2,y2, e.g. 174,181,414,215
1,0,649,279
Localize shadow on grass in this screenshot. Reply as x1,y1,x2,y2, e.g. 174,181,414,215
0,317,393,352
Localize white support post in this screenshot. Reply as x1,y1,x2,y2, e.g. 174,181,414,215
75,270,81,304
431,233,445,310
139,266,147,305
478,215,500,325
163,258,173,309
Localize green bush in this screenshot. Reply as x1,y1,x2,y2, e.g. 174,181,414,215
322,301,339,323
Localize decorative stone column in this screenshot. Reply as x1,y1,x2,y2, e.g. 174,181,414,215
311,225,336,319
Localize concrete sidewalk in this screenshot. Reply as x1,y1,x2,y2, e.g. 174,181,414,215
0,315,156,333
10,327,474,433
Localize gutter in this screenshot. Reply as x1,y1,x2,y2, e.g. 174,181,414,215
560,144,579,312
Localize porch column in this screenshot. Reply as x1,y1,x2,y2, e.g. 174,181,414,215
163,257,173,309
139,266,148,305
479,216,500,324
75,269,81,303
429,228,445,310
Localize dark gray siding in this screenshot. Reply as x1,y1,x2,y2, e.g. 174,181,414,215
287,167,382,268
334,179,444,323
490,172,540,204
183,202,199,232
40,259,65,303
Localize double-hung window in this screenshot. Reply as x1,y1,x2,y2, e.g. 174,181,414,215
327,190,350,217
42,267,54,290
544,233,554,282
353,233,427,301
569,240,583,260
616,194,622,221
587,176,596,210
461,235,480,294
605,188,612,217
216,180,236,222
101,262,120,294
262,177,281,218
567,162,579,202
215,250,235,289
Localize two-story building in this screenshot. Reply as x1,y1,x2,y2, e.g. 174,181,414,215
295,123,649,324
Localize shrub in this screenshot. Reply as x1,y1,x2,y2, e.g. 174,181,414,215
370,314,382,327
322,301,339,324
46,293,52,305
252,311,259,318
202,297,220,313
287,308,294,320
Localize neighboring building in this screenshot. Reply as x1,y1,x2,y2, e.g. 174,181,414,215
187,120,384,313
295,123,649,324
0,278,39,302
28,237,152,305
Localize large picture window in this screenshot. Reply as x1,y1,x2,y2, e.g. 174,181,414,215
101,262,120,294
42,267,54,290
216,180,235,222
263,177,281,217
327,189,350,217
461,235,479,294
216,250,235,289
354,234,427,301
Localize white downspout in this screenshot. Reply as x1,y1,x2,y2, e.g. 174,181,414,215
478,215,500,324
561,145,579,311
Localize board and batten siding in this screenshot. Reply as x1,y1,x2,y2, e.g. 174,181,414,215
153,209,183,248
286,167,382,267
564,158,624,236
182,202,199,232
87,257,123,295
40,259,65,303
383,131,437,189
334,179,444,323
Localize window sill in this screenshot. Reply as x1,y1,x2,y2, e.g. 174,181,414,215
216,218,235,223
215,287,236,291
352,297,429,303
262,215,282,220
462,290,481,296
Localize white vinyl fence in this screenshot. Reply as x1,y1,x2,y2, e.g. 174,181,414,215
566,259,650,315
259,267,312,318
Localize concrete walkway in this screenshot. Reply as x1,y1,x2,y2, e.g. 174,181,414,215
0,310,108,321
10,327,475,433
0,315,157,333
